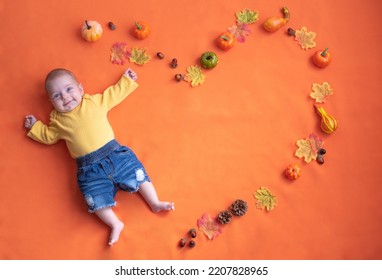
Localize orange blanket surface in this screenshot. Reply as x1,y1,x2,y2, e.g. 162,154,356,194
1,0,381,260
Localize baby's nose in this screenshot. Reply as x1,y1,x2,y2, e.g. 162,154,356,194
62,92,70,99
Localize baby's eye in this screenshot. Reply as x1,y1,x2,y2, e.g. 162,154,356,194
66,87,73,92
52,93,60,99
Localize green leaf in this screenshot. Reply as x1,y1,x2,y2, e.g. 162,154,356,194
236,9,259,24
129,47,151,65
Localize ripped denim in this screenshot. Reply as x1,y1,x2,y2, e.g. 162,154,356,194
76,140,151,213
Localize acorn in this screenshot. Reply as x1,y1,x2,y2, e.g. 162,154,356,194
188,240,196,248
189,228,197,238
174,74,183,82
178,238,187,248
317,155,325,164
108,22,116,30
156,52,165,59
318,148,326,155
170,58,178,68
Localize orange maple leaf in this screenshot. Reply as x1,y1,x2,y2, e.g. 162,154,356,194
197,213,222,240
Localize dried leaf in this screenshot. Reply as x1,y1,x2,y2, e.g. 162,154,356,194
110,42,131,65
184,65,205,87
310,82,334,103
294,27,316,50
236,9,259,24
295,133,324,163
197,213,222,240
129,47,151,65
254,187,277,211
227,23,251,43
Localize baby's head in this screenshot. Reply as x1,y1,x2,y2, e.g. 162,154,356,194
45,68,84,113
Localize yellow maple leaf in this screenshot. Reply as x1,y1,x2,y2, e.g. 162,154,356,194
129,47,151,65
294,26,316,50
184,65,205,87
254,187,277,211
295,133,323,163
310,82,334,103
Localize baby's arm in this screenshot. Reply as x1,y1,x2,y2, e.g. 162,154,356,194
24,114,37,130
124,68,138,81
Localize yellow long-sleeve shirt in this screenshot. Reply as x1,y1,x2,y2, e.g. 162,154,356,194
27,75,139,158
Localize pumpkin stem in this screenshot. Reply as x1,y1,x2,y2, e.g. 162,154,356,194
321,48,329,57
85,20,91,30
135,21,142,30
220,35,229,41
282,7,290,21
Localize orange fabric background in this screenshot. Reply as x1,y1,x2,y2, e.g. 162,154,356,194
1,0,381,260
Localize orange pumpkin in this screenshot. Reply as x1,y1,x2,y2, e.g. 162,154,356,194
216,32,236,51
81,20,103,42
284,164,301,180
132,21,151,40
312,48,331,68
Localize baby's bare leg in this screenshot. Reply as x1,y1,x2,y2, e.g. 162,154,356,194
138,181,175,212
95,207,124,246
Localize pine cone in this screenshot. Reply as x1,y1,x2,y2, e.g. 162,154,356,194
230,199,248,216
217,210,233,224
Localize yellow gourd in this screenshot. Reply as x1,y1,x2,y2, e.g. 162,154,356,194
315,105,338,134
81,20,103,42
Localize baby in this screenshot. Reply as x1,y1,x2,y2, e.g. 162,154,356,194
24,68,174,245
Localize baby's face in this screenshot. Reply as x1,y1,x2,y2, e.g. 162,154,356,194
47,74,83,113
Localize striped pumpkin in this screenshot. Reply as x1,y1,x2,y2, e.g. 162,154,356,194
315,105,338,134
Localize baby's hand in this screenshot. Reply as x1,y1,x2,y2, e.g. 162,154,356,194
24,115,37,129
125,68,138,81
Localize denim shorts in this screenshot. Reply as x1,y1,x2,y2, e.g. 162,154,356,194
76,140,150,213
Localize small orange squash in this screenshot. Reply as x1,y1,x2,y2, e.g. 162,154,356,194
132,21,151,40
81,20,103,42
284,164,301,180
263,7,290,33
216,32,236,51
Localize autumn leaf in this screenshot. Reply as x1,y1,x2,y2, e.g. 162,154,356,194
254,187,277,211
294,27,316,50
184,65,205,87
236,9,259,24
197,213,222,240
227,23,251,43
110,42,131,65
310,82,334,103
295,133,324,163
129,47,151,65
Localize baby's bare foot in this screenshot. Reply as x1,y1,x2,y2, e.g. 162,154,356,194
151,202,175,213
108,221,124,246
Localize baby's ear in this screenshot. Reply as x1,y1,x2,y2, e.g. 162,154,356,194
79,83,84,95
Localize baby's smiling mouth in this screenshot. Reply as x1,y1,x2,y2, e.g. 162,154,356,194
63,100,74,106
